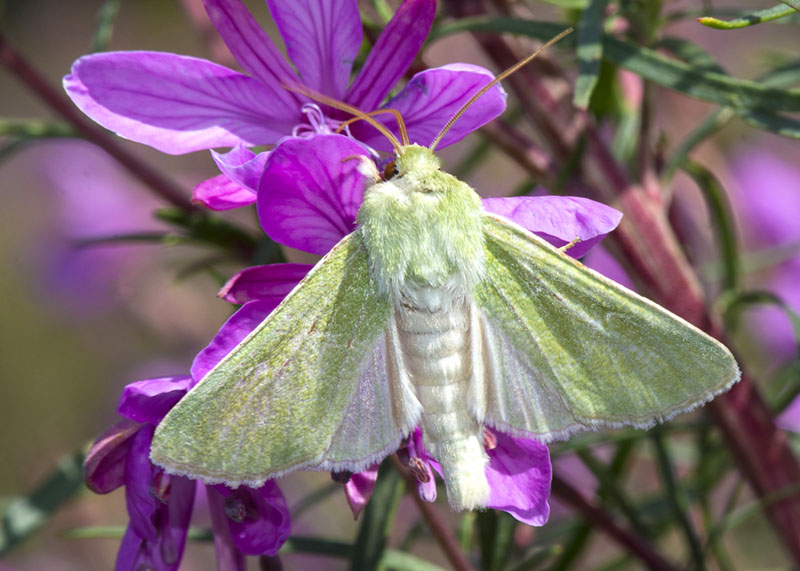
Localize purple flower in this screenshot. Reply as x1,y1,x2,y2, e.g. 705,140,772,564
63,0,507,210
84,376,290,570
729,148,800,364
191,134,621,522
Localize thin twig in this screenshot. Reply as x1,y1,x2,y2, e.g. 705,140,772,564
551,475,679,571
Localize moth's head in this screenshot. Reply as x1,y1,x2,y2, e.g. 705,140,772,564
394,144,441,177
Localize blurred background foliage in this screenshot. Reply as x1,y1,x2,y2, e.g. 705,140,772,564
1,0,800,569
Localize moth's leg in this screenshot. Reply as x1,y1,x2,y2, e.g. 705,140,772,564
559,236,582,253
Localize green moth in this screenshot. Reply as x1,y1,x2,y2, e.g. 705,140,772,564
150,38,740,511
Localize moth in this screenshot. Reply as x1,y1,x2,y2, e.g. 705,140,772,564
151,33,740,510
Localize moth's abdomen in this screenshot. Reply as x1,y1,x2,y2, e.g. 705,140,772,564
395,291,489,510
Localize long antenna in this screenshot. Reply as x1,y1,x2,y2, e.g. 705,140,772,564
336,108,409,146
282,82,405,154
428,27,573,152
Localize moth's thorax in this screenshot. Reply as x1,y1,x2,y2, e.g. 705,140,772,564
357,144,485,299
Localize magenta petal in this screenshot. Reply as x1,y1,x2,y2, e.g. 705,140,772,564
485,432,552,526
202,0,300,112
207,487,247,571
118,376,193,425
157,476,196,569
258,135,369,255
583,246,636,290
214,483,291,556
84,419,141,494
124,426,159,542
345,466,379,518
481,196,622,258
64,52,297,154
356,64,506,151
267,0,360,98
730,150,800,247
193,175,257,210
777,395,800,433
191,300,274,383
346,0,436,109
218,263,311,304
211,145,270,192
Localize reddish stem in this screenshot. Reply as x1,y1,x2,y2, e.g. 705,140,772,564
0,34,195,211
391,456,474,571
551,476,678,571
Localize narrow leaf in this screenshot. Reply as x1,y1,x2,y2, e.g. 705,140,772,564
0,450,85,555
573,0,608,109
698,4,797,29
681,162,740,291
382,549,447,571
91,0,121,52
350,460,405,571
430,18,800,113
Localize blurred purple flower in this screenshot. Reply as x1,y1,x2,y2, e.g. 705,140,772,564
190,133,621,521
63,0,507,210
729,148,800,363
26,141,162,312
84,376,290,570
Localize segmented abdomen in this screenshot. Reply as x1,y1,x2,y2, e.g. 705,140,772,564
395,290,490,509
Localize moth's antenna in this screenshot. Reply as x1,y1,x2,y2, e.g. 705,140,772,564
283,83,405,154
336,108,410,146
428,27,574,152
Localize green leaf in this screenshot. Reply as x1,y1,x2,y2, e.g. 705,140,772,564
722,290,800,359
655,36,726,74
698,4,797,29
477,510,516,571
350,460,405,571
155,208,259,260
650,429,705,567
0,119,76,138
0,450,85,555
430,18,800,114
91,0,121,52
573,0,608,109
381,550,447,571
681,162,740,292
281,536,353,557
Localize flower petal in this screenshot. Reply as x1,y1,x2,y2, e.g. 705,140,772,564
344,466,379,518
157,476,196,569
124,426,158,542
118,376,193,425
193,174,257,210
202,0,300,111
84,419,141,494
777,394,800,433
481,196,622,258
346,0,436,109
583,245,636,289
218,263,311,304
257,135,369,255
211,145,270,192
207,487,247,571
267,0,361,98
191,300,274,383
64,52,299,154
355,64,506,150
214,483,291,556
485,432,552,526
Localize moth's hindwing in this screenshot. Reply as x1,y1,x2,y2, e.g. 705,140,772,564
151,231,415,486
472,213,740,441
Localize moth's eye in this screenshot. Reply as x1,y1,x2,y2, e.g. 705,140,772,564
383,161,398,180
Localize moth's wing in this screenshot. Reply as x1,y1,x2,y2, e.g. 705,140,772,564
471,213,740,442
151,231,421,486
